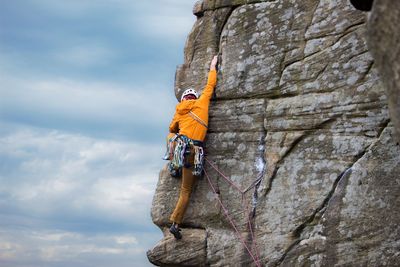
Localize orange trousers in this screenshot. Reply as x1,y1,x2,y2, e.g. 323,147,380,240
170,149,196,224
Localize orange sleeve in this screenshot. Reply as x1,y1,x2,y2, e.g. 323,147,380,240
198,70,217,102
169,111,179,133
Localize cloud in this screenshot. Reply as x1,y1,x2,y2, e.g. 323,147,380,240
0,125,163,266
53,44,117,68
9,0,196,43
0,1,198,266
135,14,195,40
0,0,194,86
0,228,159,267
115,1,196,42
0,123,167,234
0,75,176,141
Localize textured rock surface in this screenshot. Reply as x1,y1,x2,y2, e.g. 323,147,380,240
148,0,400,266
367,0,400,141
147,228,207,266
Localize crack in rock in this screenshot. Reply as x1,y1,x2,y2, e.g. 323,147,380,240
275,119,391,266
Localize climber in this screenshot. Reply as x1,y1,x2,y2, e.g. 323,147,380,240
166,55,218,239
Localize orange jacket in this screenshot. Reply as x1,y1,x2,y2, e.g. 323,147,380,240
169,70,217,142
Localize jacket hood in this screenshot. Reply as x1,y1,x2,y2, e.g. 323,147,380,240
176,100,195,115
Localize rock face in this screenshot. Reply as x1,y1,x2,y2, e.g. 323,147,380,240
367,0,400,141
148,0,400,266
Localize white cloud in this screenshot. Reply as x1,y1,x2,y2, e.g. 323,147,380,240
128,14,195,41
0,75,175,130
116,0,196,41
22,0,196,42
0,125,165,223
0,1,194,265
115,235,138,245
24,0,109,17
53,44,117,68
0,125,163,266
0,229,158,266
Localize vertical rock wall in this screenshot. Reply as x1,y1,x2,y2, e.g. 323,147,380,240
148,0,400,266
367,0,400,141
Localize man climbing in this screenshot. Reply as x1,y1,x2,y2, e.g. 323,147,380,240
166,55,218,239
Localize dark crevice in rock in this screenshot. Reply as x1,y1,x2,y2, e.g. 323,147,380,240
304,19,364,43
277,83,355,100
367,119,391,138
214,91,282,101
218,6,239,52
361,60,375,80
180,224,207,231
204,230,210,267
262,117,338,198
293,119,390,236
346,49,369,63
266,98,387,120
276,107,386,123
304,0,321,37
189,5,235,69
275,169,352,266
207,129,265,134
331,21,365,48
275,239,301,267
283,23,366,76
301,20,365,62
189,24,205,68
262,165,279,198
279,4,298,74
284,22,365,79
341,19,366,36
275,119,391,266
278,0,318,76
291,168,352,239
314,62,329,80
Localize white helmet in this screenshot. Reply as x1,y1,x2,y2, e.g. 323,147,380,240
180,88,199,101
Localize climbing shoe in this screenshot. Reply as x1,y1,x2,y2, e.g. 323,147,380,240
169,224,182,240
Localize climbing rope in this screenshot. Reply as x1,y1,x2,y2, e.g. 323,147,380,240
204,157,263,267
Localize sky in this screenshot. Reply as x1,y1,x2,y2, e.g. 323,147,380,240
0,1,196,266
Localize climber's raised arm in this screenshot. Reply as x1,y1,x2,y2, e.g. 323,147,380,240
198,55,218,101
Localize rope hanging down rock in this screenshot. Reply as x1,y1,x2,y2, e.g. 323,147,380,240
204,157,263,267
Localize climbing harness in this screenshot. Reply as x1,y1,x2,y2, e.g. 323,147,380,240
163,134,205,177
204,157,263,267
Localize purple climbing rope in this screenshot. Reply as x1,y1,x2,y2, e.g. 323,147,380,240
204,159,262,267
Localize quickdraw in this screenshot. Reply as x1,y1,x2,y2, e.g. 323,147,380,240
163,134,205,177
193,145,204,176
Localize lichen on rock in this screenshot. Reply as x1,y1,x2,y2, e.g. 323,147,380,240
147,0,400,266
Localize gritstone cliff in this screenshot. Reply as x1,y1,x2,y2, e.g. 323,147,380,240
147,0,400,266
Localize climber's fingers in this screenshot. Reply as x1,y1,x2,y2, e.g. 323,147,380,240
210,55,218,70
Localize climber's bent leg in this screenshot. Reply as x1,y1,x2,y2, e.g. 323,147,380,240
169,165,196,224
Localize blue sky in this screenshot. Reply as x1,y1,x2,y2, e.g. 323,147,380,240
0,1,196,266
